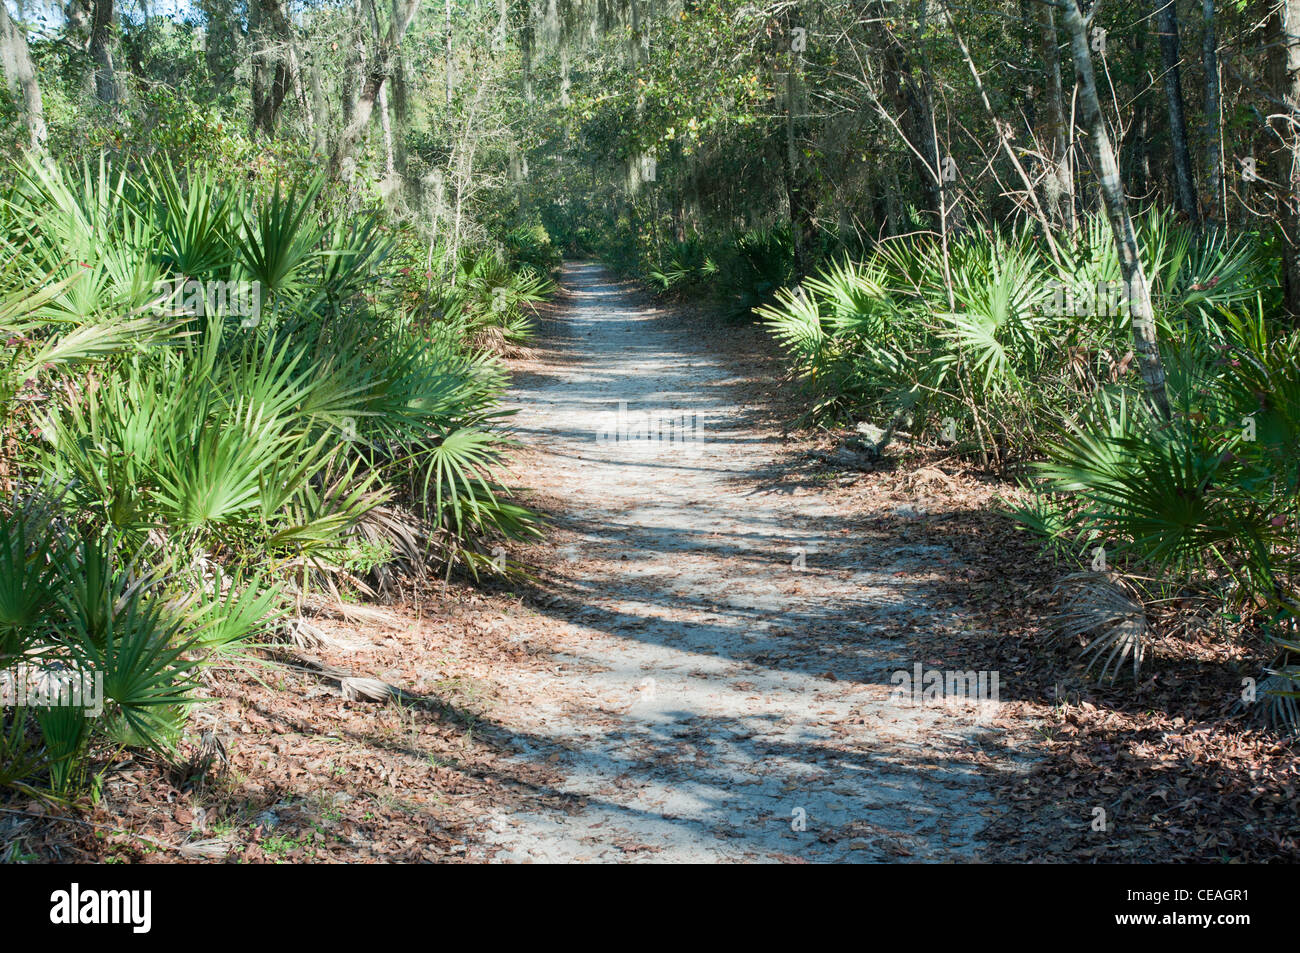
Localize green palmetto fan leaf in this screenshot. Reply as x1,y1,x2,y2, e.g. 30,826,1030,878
301,318,497,440
225,327,370,428
502,222,561,275
721,226,795,318
804,256,892,336
0,265,170,420
938,225,1054,392
423,427,503,531
1217,310,1300,492
441,247,553,348
141,160,236,280
873,231,952,305
406,423,541,573
316,212,393,307
0,496,67,660
35,702,90,796
444,483,544,579
49,533,203,753
35,354,174,535
1037,388,1138,496
1088,434,1236,574
9,154,164,321
647,237,712,292
1002,483,1084,561
62,569,202,753
0,261,84,341
235,176,326,303
1057,211,1124,289
57,528,154,651
757,285,825,375
151,396,301,532
1168,228,1270,321
265,455,387,559
182,567,285,655
1038,386,1245,578
23,309,166,373
1127,210,1268,324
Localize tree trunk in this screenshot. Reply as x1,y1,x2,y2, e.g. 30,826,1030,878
89,0,120,105
308,52,330,157
1125,19,1152,199
288,41,313,128
199,0,239,98
1038,2,1074,229
63,0,95,99
1202,0,1222,225
249,0,292,137
0,0,47,151
877,9,942,223
1269,0,1300,319
780,6,816,278
1060,0,1171,420
444,0,452,105
1154,0,1201,229
559,39,571,106
884,157,903,235
522,0,534,102
342,3,364,127
390,0,410,181
361,0,395,179
782,73,817,279
331,0,422,175
65,0,90,48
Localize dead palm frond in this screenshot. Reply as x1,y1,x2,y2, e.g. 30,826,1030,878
1050,571,1150,681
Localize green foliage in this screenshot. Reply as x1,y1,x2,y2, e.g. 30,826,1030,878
0,502,237,792
647,237,717,293
436,245,554,350
1017,304,1299,722
0,151,549,796
716,226,796,319
501,222,562,276
755,212,1299,725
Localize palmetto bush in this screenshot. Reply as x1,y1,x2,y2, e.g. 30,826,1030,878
714,226,796,319
0,496,278,795
758,213,1297,721
758,256,904,423
760,223,1088,457
759,214,1275,462
434,244,554,353
0,153,544,794
1009,307,1299,726
647,237,717,294
501,221,562,277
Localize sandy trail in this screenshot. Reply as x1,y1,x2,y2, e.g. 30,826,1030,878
481,261,1014,862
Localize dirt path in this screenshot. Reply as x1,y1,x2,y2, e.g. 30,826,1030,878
34,264,1287,866
473,262,1022,862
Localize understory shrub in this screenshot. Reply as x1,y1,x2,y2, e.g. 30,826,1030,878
0,153,546,795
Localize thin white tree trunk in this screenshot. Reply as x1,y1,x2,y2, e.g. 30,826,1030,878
0,0,47,151
1060,0,1171,419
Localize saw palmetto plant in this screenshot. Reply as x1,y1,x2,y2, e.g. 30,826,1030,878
1019,304,1300,721
1,152,547,795
753,210,1299,726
